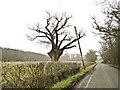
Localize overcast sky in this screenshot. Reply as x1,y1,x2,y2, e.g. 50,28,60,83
0,0,105,56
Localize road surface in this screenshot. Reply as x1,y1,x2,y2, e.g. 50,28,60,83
74,63,119,88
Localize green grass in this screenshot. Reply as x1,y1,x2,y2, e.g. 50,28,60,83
50,64,96,89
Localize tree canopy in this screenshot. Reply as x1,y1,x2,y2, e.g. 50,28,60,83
85,49,97,62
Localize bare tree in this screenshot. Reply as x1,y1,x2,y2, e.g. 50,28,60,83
27,12,84,62
91,0,120,40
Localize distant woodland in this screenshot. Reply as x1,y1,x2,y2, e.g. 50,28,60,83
0,47,50,62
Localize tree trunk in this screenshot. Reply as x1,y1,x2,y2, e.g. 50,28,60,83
47,49,63,62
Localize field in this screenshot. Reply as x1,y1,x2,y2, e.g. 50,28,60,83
1,61,91,88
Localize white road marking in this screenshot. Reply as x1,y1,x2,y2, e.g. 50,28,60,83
85,74,93,88
78,75,90,88
77,65,97,88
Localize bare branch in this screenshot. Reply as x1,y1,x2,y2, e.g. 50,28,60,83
45,17,52,35
27,35,46,41
38,40,51,44
92,16,118,37
58,30,68,35
62,34,84,50
28,25,49,35
57,16,72,31
58,34,67,47
64,45,76,49
52,15,63,33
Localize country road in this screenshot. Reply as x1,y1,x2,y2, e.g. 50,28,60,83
74,63,119,88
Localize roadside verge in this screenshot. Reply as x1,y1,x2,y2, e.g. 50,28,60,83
50,63,97,89
102,62,120,70
109,64,120,70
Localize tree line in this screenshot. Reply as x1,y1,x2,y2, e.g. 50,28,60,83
91,0,119,65
0,47,50,62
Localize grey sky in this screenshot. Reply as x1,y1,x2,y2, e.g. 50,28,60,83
0,0,104,55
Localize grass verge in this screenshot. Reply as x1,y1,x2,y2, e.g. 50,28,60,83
109,64,120,70
50,64,96,89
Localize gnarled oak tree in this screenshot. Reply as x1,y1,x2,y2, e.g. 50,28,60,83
27,12,84,62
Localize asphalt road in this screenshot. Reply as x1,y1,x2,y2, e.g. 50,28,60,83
74,63,119,88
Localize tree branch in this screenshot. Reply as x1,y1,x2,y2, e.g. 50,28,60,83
64,45,76,49
52,16,63,34
27,35,46,41
28,25,49,35
45,18,52,35
57,16,72,31
58,34,67,47
92,17,118,37
62,34,84,50
38,40,51,44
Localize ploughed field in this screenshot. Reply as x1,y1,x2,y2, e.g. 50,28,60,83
1,61,91,88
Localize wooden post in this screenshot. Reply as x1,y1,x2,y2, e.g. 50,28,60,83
74,26,86,70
